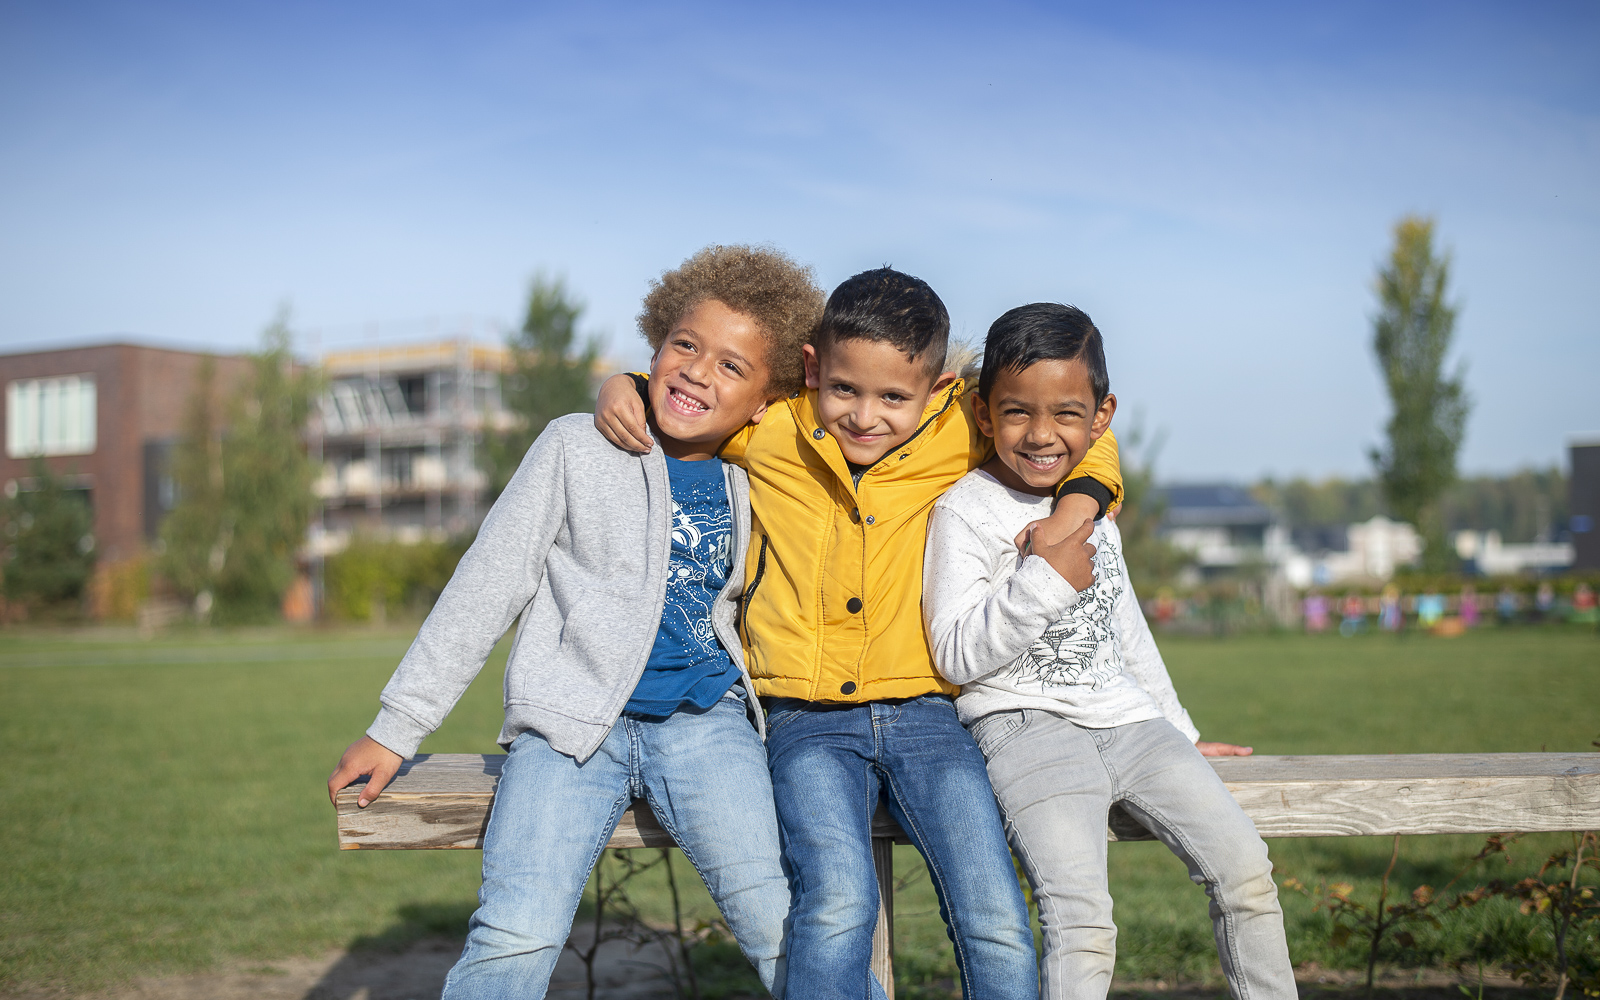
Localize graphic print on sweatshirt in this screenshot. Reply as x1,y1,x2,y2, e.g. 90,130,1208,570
1018,524,1125,689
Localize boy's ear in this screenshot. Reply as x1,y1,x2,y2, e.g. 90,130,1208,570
749,399,771,424
1088,393,1116,442
971,393,996,438
933,372,959,392
802,344,821,389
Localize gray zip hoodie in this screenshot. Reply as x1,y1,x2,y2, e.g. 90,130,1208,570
366,413,762,763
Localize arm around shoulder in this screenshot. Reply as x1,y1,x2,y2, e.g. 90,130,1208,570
595,373,654,453
1058,428,1122,516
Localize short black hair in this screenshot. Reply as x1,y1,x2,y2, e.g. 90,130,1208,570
814,267,949,378
978,303,1109,404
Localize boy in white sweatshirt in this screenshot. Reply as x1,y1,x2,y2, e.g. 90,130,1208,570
921,303,1297,1000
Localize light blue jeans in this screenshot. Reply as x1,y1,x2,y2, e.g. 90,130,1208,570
972,712,1296,1000
765,694,1038,1000
441,694,790,999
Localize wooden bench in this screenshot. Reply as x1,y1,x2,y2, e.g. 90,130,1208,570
336,753,1600,997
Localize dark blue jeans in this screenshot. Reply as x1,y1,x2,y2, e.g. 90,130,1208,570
765,694,1038,1000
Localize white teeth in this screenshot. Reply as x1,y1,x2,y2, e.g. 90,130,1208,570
670,388,708,412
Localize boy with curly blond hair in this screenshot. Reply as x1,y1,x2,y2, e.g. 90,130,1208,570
329,245,824,999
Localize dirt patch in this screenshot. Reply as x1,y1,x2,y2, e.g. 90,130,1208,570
17,930,685,1000
1109,963,1540,1000
13,947,1545,1000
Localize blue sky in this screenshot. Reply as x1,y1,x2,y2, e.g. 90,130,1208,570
1,1,1595,480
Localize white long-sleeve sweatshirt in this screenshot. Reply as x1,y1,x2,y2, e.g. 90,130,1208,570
922,469,1199,740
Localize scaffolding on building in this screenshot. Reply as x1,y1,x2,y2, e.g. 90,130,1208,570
308,338,515,553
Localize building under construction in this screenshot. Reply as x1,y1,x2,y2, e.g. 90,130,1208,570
311,339,515,547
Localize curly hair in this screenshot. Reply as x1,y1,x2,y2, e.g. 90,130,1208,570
638,245,823,397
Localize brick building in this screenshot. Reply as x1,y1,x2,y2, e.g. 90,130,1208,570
0,344,251,566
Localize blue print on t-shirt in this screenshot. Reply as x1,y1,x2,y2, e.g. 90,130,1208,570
624,455,740,716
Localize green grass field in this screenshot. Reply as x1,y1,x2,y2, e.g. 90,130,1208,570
1,625,1596,996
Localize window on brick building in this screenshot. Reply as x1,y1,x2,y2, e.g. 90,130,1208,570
6,375,97,458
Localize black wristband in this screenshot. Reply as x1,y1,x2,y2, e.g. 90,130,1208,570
627,372,651,412
1053,478,1113,520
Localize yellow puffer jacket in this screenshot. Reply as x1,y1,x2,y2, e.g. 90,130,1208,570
718,378,1121,703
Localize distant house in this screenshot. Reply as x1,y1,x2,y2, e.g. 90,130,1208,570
1453,530,1572,575
309,339,516,550
1157,484,1421,588
0,343,251,567
1311,516,1423,585
1158,484,1291,579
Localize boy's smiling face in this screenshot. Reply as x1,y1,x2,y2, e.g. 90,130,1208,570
803,338,943,467
973,358,1115,496
648,298,774,460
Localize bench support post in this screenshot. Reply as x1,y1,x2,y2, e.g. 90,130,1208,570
871,835,895,1000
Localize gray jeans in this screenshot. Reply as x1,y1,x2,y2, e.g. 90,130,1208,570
971,712,1296,1000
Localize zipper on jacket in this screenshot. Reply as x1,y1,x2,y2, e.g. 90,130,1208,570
739,535,770,643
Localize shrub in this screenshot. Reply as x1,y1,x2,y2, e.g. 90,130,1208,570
1,458,96,615
323,536,469,622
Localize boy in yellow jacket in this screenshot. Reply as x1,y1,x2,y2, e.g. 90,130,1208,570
597,267,1120,999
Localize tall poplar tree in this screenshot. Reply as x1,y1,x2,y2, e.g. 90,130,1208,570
484,275,601,497
158,356,225,608
159,313,318,622
1369,216,1470,570
214,317,318,621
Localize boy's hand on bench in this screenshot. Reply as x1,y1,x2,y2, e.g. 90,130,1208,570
596,374,655,453
1197,741,1254,757
1026,518,1097,592
328,736,404,808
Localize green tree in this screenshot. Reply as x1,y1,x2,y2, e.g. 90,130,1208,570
1250,470,1567,545
159,313,318,623
484,275,601,496
1252,476,1384,532
1,458,96,611
1369,216,1470,571
1443,468,1567,543
1114,423,1190,589
158,356,226,606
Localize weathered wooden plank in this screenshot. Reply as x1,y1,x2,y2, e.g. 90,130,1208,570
1213,753,1600,838
336,754,678,850
1210,753,1599,781
337,752,1600,851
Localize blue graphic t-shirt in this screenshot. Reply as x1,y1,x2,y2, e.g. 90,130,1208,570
624,455,741,716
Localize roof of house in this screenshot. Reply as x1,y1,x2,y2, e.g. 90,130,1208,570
1159,484,1276,528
